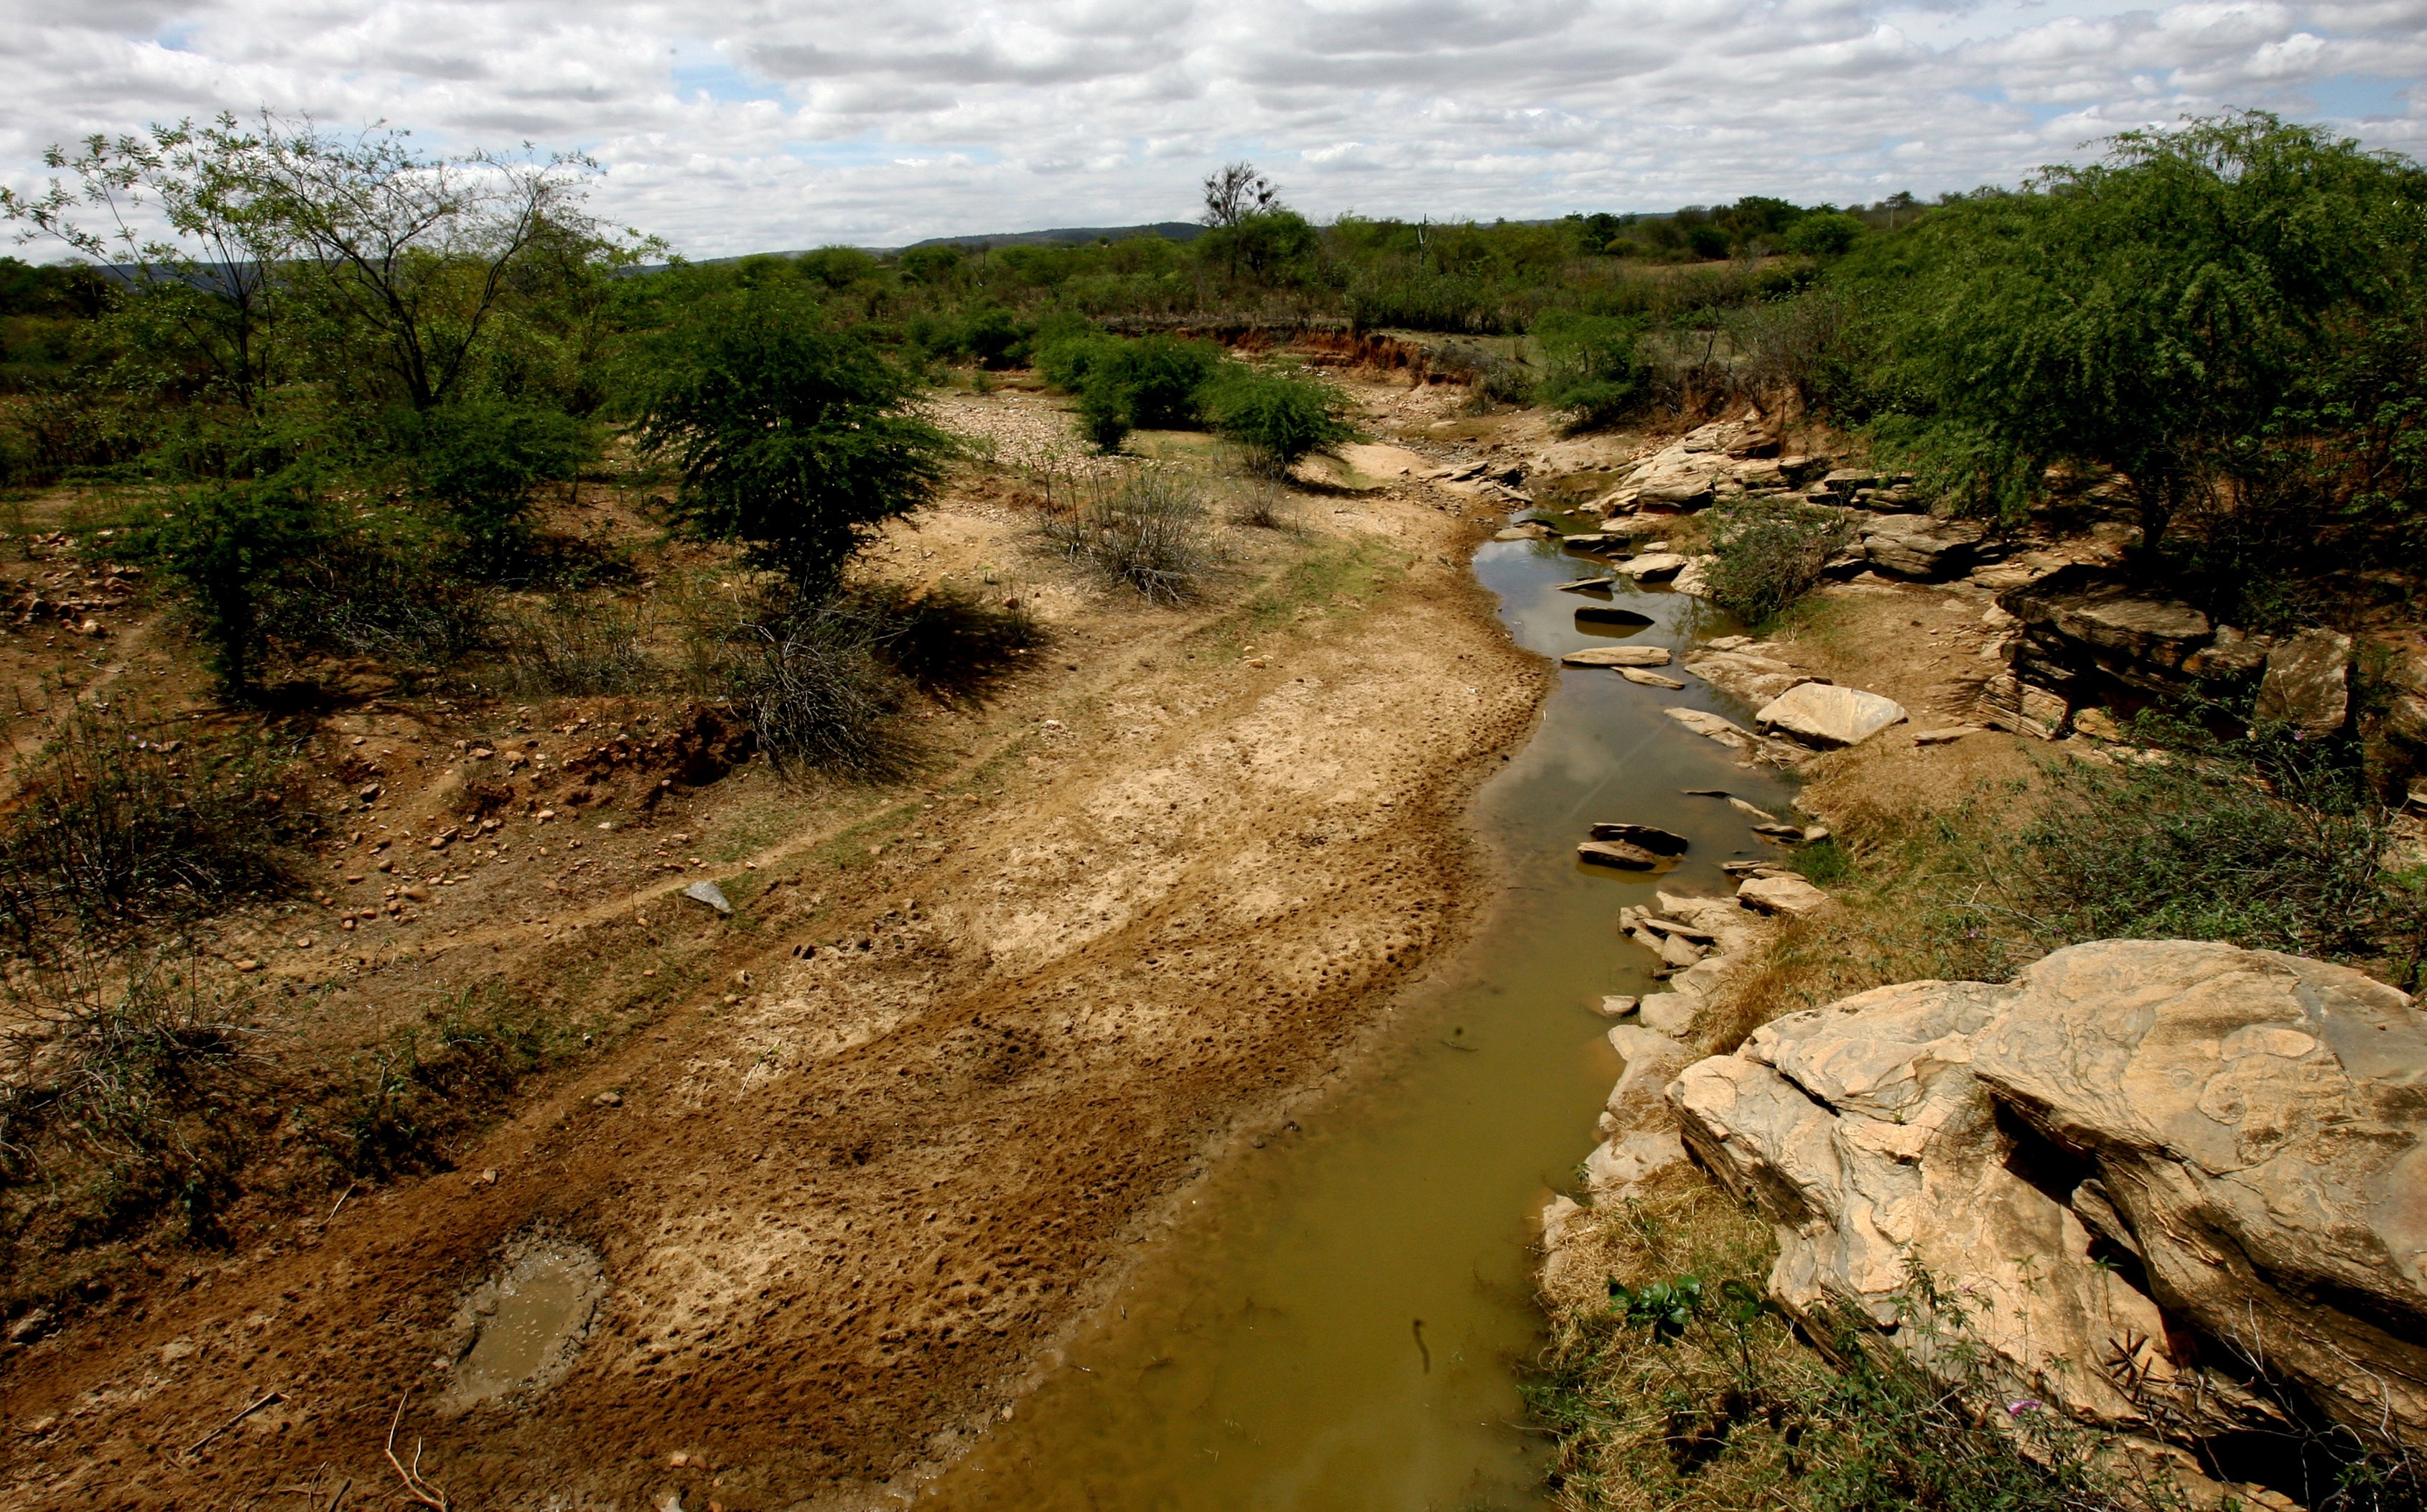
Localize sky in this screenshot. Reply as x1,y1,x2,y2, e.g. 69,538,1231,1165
1,0,2423,258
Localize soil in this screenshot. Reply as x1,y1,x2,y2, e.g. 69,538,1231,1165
0,373,1575,1509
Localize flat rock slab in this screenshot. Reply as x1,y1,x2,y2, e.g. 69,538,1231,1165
684,880,734,915
1912,724,1983,745
1554,577,1616,593
1618,668,1687,689
1494,526,1547,542
1665,707,1755,742
1574,605,1656,627
1589,822,1690,855
1578,839,1670,870
1614,551,1689,580
1756,682,1908,747
1736,874,1830,915
1561,646,1672,667
2255,627,2352,736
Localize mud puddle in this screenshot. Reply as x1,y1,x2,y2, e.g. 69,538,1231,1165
444,1236,610,1411
921,528,1799,1510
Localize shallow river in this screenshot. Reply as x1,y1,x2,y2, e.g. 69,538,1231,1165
921,527,1799,1511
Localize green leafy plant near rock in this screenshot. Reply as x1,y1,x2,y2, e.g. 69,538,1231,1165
1534,309,1654,431
1700,496,1858,625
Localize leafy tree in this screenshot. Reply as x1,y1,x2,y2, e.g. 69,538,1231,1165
398,397,587,567
1784,212,1865,258
1201,367,1351,470
1534,309,1652,429
1853,111,2427,552
625,283,956,600
154,474,329,691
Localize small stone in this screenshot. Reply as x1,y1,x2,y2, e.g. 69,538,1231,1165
1726,796,1777,820
593,1091,623,1107
1554,577,1616,593
233,958,260,972
1597,995,1639,1018
1618,668,1687,689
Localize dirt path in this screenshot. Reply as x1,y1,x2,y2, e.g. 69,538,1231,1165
0,406,1552,1509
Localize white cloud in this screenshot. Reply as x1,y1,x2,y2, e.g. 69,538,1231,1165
0,0,2420,256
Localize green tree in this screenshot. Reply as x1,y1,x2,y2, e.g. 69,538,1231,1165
625,283,956,600
1534,309,1652,429
154,475,327,691
1201,367,1351,470
399,397,588,568
1854,111,2427,551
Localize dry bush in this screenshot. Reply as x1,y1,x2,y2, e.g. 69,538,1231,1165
0,707,297,947
0,954,264,1282
1036,465,1224,604
1224,467,1302,531
488,594,661,696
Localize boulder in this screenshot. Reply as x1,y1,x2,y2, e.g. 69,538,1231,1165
1639,991,1701,1037
1669,978,2183,1430
1669,940,2427,1455
1755,683,1908,747
1970,940,2427,1448
1976,672,2068,740
2000,566,2214,694
1561,645,1672,668
1669,556,1715,597
1859,513,1988,579
1736,874,1830,915
2253,627,2351,737
1614,552,1688,581
2181,625,2275,678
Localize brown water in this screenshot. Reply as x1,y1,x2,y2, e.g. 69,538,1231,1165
452,1244,605,1406
921,530,1799,1511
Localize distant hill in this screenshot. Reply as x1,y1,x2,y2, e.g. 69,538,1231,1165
902,221,1204,251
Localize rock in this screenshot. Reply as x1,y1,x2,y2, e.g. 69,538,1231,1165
1555,577,1616,593
1971,940,2427,1447
1820,467,1880,492
1736,874,1829,915
1754,683,1908,747
1684,650,1821,705
1657,932,1706,970
1574,605,1656,627
592,1090,623,1107
1669,978,2180,1431
1662,707,1801,765
1597,995,1639,1018
1911,724,1982,745
2182,625,2274,678
1561,646,1672,667
1726,796,1777,819
1859,513,1988,579
683,879,734,915
1541,1192,1587,1250
1613,552,1688,581
1975,673,2069,740
1588,822,1690,855
1618,668,1687,689
1639,991,1701,1037
1494,525,1549,541
1669,556,1715,597
1578,839,1669,870
1586,1130,1689,1195
1608,1023,1698,1111
2000,565,2214,694
1750,821,1804,841
2253,627,2351,737
1670,940,2427,1455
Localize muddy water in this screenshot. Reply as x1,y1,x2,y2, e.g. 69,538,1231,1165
923,531,1799,1511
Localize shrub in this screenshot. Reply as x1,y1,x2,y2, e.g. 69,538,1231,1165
1535,309,1653,429
625,283,956,602
1701,497,1857,624
152,476,330,691
249,523,494,681
1200,367,1352,470
1097,335,1229,430
314,987,587,1182
490,594,659,696
1079,385,1133,454
707,600,917,776
397,397,588,569
0,708,295,946
1039,467,1221,605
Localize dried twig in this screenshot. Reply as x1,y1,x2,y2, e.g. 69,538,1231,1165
383,1395,449,1511
185,1388,286,1457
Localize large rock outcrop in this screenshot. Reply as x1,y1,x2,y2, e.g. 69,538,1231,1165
1669,940,2427,1453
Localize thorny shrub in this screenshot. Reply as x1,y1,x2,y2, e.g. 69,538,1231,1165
1037,465,1224,605
1700,495,1858,625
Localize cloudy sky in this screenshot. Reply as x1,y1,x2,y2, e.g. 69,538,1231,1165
3,0,2423,257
